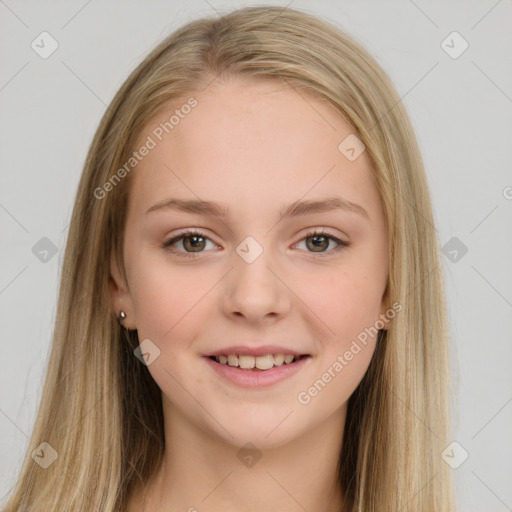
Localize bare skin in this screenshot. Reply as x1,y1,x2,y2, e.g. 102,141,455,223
111,77,389,512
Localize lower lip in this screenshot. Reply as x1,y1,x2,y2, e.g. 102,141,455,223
204,356,311,388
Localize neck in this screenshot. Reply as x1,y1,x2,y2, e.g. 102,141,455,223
128,399,349,512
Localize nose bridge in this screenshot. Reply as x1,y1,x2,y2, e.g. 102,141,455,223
222,234,289,320
233,234,277,289
235,234,267,266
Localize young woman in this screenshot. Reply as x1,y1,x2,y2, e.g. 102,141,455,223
2,6,456,511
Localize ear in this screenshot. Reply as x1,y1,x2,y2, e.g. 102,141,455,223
109,251,137,330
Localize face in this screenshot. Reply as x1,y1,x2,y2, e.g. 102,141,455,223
110,77,389,449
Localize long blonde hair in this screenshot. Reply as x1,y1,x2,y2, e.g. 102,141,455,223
2,6,456,511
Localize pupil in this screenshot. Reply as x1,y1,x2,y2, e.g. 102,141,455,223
309,235,327,252
185,235,204,251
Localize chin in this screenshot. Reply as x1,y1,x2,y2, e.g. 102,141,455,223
205,408,307,451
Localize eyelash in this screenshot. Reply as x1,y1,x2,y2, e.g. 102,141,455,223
161,228,350,259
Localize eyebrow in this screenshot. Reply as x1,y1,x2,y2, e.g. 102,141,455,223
145,196,370,221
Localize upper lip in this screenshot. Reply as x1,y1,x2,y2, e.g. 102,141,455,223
204,345,309,357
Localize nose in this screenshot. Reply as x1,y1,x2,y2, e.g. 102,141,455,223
220,240,291,324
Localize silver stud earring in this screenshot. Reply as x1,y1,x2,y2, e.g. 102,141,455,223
118,311,126,324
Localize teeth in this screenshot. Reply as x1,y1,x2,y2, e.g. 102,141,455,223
255,355,273,370
239,355,255,369
213,353,302,370
227,354,239,367
273,354,285,366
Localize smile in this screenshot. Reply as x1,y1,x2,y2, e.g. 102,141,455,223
210,353,302,370
205,354,311,388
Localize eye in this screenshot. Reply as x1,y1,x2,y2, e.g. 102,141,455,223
294,228,350,256
161,228,350,259
161,230,218,258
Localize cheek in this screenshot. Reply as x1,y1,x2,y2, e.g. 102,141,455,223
294,266,381,414
292,261,385,345
129,258,210,384
296,255,385,411
128,252,207,342
296,341,375,423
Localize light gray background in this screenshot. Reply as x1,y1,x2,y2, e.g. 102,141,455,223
1,1,511,510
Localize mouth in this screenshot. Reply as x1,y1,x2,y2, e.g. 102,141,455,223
207,353,310,371
204,353,312,388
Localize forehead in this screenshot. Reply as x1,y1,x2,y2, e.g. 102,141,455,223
126,78,382,222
